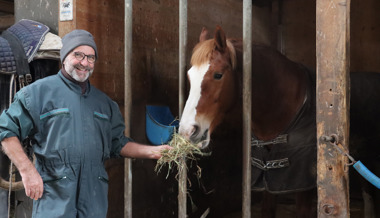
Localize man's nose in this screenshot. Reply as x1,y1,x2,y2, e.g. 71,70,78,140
80,58,89,66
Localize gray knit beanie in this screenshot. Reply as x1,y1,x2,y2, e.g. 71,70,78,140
60,29,98,62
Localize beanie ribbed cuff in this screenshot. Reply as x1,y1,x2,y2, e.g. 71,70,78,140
60,29,98,63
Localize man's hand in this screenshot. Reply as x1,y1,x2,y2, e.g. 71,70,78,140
19,162,43,200
1,136,43,200
149,144,172,159
120,141,172,159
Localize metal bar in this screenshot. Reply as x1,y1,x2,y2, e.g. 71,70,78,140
124,0,133,217
178,0,187,217
316,0,351,217
242,0,252,217
179,0,187,118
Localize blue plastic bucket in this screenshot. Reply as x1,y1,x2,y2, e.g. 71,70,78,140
146,105,179,145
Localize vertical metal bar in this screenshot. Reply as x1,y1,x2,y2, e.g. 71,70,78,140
179,0,187,117
316,0,350,217
124,0,133,217
242,0,252,217
178,0,187,217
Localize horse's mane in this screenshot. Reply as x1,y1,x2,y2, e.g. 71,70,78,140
190,39,237,70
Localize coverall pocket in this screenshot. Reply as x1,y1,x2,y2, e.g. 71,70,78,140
98,175,109,183
84,166,109,217
93,111,111,158
97,167,109,184
40,108,70,120
41,166,76,197
39,108,72,151
34,167,77,217
93,111,109,121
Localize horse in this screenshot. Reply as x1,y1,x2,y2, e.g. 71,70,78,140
179,25,380,217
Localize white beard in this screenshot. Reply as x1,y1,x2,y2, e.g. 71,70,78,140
64,60,94,82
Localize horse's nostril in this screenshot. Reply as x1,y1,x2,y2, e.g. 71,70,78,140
201,129,208,141
191,125,200,137
188,125,200,142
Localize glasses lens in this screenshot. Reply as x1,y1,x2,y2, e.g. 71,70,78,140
74,52,85,61
74,52,96,63
87,55,96,63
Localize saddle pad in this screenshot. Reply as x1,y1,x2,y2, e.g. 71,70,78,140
33,32,62,60
0,19,49,74
0,37,16,74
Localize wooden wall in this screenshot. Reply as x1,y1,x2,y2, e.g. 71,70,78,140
280,0,380,72
58,1,272,217
55,0,380,217
350,0,380,72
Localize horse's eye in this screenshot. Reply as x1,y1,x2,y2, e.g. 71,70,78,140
214,72,223,80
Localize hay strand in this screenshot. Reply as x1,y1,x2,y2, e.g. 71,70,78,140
155,133,210,179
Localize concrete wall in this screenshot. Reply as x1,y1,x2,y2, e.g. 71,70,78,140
15,0,58,34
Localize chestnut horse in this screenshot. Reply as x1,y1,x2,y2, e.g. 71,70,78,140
179,25,380,217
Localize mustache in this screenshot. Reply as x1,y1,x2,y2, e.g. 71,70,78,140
74,63,92,71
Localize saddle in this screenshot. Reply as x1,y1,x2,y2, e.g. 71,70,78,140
0,19,49,87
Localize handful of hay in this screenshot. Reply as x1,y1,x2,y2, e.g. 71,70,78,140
155,133,210,178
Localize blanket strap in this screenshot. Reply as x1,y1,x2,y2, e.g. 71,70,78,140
251,134,288,147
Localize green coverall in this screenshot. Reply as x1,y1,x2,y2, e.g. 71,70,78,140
0,71,132,218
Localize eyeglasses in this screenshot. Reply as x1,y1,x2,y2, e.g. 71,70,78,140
73,51,96,63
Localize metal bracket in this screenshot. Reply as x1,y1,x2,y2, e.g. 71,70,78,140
251,157,290,171
251,134,288,147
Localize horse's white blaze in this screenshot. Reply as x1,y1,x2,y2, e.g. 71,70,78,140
179,63,210,145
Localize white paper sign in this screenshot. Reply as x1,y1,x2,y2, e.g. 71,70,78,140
60,0,73,21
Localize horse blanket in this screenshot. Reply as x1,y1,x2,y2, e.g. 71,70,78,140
0,19,49,75
251,67,317,193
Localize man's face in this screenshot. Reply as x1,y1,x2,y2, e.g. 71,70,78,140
63,45,95,82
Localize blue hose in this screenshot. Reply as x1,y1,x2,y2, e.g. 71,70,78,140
353,161,380,189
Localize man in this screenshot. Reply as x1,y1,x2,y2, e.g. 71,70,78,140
0,29,170,217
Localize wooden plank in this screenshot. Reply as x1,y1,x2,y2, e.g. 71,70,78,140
316,0,350,217
58,0,77,37
0,0,14,13
58,2,128,217
0,14,14,32
270,0,280,50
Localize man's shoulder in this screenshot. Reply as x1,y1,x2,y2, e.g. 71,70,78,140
89,84,111,99
21,74,61,96
29,73,60,87
89,85,119,107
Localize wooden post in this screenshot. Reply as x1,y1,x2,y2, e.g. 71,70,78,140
316,0,350,217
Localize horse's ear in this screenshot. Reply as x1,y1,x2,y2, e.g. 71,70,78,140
214,25,227,52
199,27,209,42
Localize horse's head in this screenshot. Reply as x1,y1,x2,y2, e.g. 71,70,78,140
179,26,238,148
